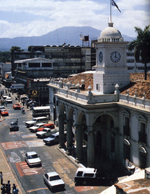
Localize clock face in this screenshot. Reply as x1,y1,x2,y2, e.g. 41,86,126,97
110,51,121,63
99,51,103,63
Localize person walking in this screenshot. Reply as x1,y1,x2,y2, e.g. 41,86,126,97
1,184,6,194
12,188,19,194
12,184,16,191
6,180,11,194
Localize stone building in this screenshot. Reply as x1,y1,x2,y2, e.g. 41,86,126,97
47,22,150,171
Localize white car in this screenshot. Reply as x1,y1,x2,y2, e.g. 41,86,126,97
36,128,59,138
6,97,12,103
43,172,65,191
29,123,45,132
25,151,42,167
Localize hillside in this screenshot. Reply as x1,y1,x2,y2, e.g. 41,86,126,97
0,26,134,51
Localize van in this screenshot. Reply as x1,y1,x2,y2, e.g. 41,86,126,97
25,116,49,128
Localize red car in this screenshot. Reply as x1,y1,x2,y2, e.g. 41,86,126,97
13,103,21,110
0,109,9,116
37,123,55,132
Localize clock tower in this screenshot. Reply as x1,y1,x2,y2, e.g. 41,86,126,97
93,22,130,94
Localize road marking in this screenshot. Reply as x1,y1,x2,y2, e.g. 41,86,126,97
53,161,74,188
1,141,27,150
9,152,21,163
25,140,44,147
26,188,48,193
75,186,98,192
16,161,44,177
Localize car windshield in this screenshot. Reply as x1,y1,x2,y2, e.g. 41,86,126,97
50,175,60,181
49,135,55,138
32,118,36,121
43,129,48,132
28,154,38,159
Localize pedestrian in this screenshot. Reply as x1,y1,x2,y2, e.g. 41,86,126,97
1,183,6,194
12,184,16,191
16,119,18,125
12,188,19,194
5,101,7,107
6,180,11,194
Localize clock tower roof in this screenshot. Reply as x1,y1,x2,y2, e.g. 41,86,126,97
98,22,124,42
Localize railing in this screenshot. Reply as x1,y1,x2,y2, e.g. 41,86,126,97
119,94,150,110
48,80,150,108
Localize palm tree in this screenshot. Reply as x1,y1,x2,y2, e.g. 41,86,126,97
128,25,150,80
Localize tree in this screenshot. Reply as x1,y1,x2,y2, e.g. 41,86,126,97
128,25,150,80
10,46,21,52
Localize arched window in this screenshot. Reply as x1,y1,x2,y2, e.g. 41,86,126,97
139,146,147,169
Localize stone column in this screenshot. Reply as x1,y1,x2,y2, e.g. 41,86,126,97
59,114,65,148
66,119,73,155
76,124,83,163
87,126,95,167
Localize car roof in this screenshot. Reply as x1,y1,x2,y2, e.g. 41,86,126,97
44,123,54,126
46,172,59,177
26,151,37,156
76,168,96,173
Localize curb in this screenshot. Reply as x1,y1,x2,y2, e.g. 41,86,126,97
0,144,26,194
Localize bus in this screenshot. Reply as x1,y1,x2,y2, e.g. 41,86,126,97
32,106,50,117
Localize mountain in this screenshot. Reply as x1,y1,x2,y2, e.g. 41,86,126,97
0,26,134,51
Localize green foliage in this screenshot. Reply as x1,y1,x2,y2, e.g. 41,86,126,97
128,25,150,80
10,46,21,52
0,51,11,62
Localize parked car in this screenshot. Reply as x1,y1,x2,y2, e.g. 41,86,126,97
36,128,58,138
13,103,21,110
37,123,55,132
25,116,48,128
74,168,117,185
43,131,67,145
10,121,19,131
43,132,59,145
6,97,12,103
0,109,9,116
25,151,42,167
43,172,65,191
29,123,45,133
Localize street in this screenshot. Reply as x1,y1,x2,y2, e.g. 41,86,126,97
0,88,108,194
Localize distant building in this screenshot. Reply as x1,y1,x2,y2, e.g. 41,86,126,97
14,58,53,104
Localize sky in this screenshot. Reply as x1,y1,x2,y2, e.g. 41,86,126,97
0,0,149,39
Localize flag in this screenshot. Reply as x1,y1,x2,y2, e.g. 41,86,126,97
112,0,121,12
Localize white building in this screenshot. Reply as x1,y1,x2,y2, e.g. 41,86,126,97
48,22,150,172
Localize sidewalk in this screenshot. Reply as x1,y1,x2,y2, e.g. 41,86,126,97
0,145,25,193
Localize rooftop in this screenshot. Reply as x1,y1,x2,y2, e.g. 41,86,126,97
63,72,150,100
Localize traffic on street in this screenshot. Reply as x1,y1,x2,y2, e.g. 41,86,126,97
0,86,108,194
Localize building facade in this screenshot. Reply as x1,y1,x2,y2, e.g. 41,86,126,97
47,22,150,171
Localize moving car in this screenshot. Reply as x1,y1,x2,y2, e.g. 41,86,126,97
37,123,55,132
13,103,21,110
43,172,65,191
0,106,5,110
10,121,19,131
0,109,9,116
36,128,58,138
25,116,48,128
25,151,42,167
6,97,12,103
29,123,45,132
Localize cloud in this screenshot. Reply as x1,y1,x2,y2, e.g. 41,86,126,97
0,0,149,38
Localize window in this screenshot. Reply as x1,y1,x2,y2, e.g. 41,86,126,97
139,122,147,144
123,117,130,136
139,146,147,169
42,63,52,67
96,84,100,91
28,63,40,67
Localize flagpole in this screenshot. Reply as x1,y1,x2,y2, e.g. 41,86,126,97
110,0,112,22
